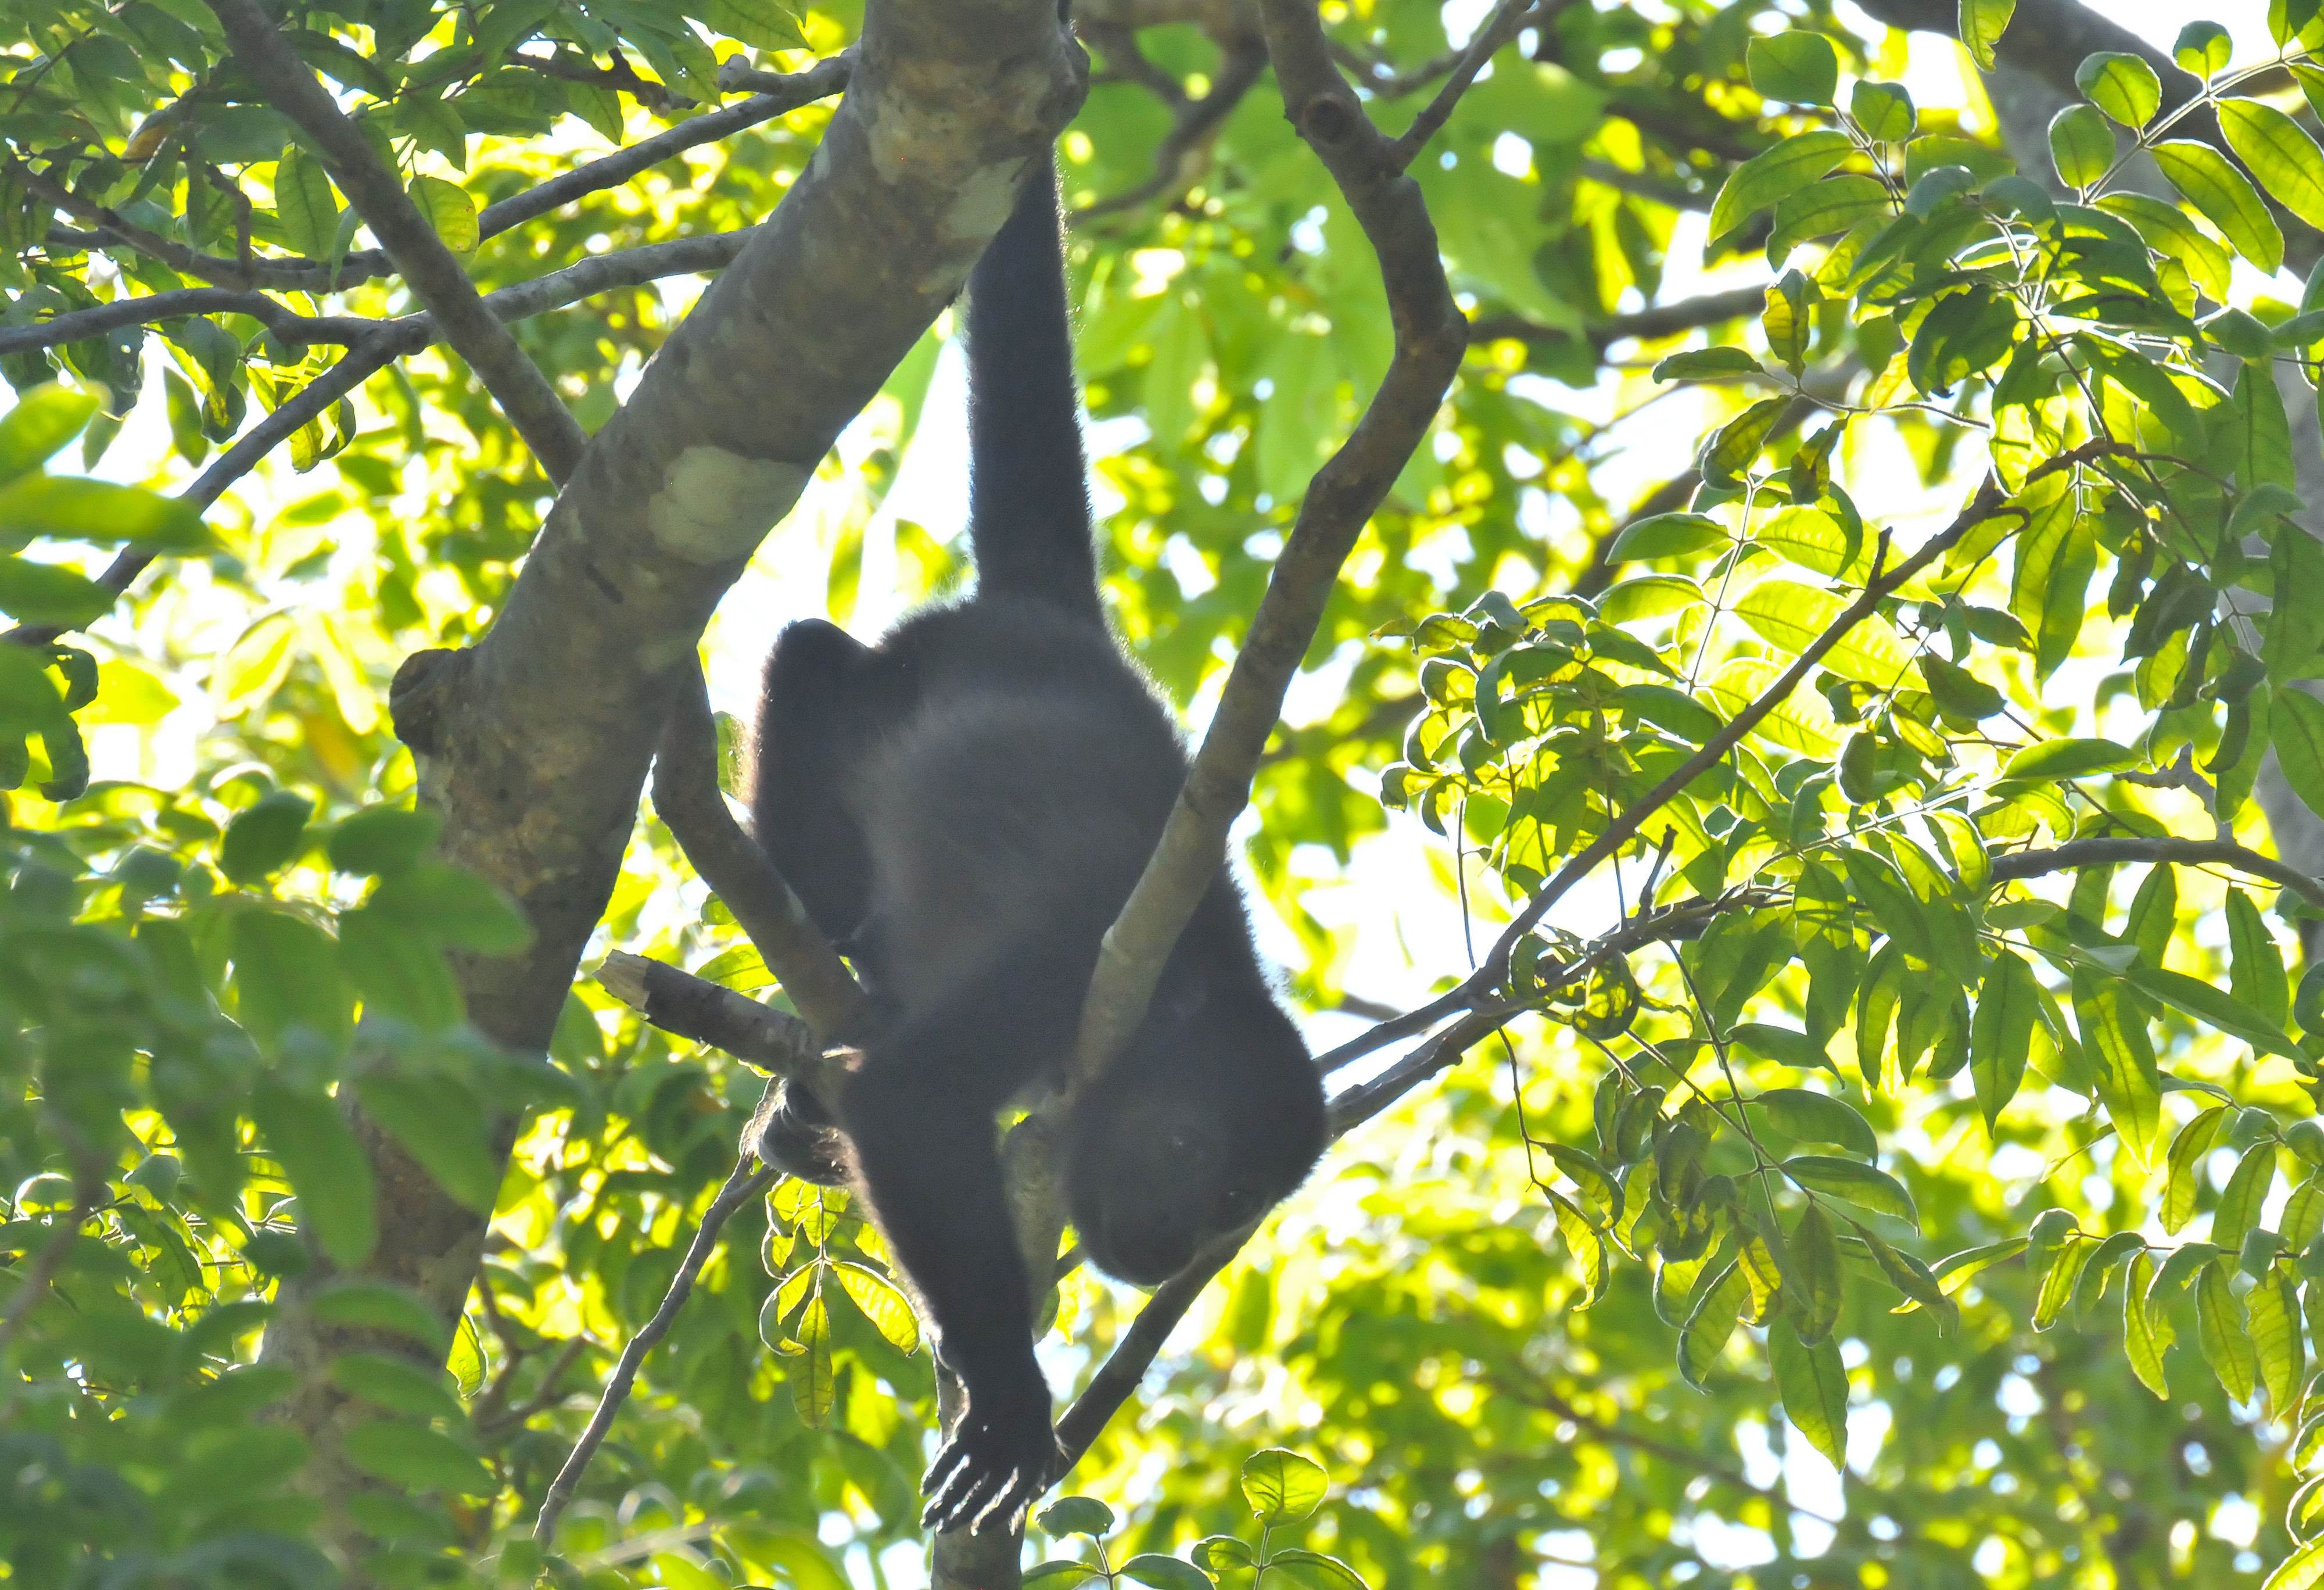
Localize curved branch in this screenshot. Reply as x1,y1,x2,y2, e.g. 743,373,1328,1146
1071,0,1468,1078
206,0,588,484
1386,0,1547,173
1073,30,1269,221
1991,836,2324,911
650,661,871,1039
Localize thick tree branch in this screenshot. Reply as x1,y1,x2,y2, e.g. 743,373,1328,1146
593,950,827,1075
206,0,589,484
1991,837,2324,911
650,661,870,1039
1072,0,1466,1077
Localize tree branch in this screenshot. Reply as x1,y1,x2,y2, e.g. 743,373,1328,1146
512,46,697,112
1071,0,1466,1078
593,950,829,1076
1074,30,1270,221
205,0,589,484
650,660,870,1040
533,1157,776,1545
1991,836,2324,911
1387,0,1551,173
1471,283,1768,355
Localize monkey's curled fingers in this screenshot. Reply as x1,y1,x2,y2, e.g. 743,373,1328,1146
920,1402,1061,1535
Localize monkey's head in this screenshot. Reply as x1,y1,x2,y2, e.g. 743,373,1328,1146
1065,986,1326,1286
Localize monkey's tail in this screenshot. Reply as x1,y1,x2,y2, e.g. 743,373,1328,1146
965,146,1102,624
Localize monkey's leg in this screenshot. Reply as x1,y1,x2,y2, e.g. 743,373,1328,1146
752,618,884,941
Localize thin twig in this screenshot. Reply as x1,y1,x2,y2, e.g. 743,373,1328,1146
1387,0,1547,172
533,1157,776,1545
206,0,589,483
1991,836,2324,909
1074,33,1269,221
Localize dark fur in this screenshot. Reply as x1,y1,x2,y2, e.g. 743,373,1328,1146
748,151,1326,1534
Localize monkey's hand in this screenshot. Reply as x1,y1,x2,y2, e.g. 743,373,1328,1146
920,1373,1061,1535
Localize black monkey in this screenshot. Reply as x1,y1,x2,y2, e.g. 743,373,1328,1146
747,148,1328,1533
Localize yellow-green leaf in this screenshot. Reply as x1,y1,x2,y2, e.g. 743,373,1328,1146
832,1261,920,1354
1735,578,1914,684
1770,1318,1849,1469
2153,139,2286,274
1708,130,1856,242
1790,1202,1845,1345
2216,1144,2282,1258
2198,1260,2259,1403
2265,1537,2324,1590
791,1291,834,1426
2032,1237,2092,1330
1960,0,2016,70
2125,1251,2172,1398
1240,1448,1328,1525
275,144,339,261
2076,51,2162,128
407,174,478,253
2166,1105,2230,1234
2276,688,2324,821
2097,192,2233,302
1971,949,2038,1136
2047,103,2112,189
2220,98,2324,230
2254,1269,2307,1410
1679,1259,1749,1388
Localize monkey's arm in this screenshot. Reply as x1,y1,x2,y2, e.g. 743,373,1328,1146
838,933,1097,1534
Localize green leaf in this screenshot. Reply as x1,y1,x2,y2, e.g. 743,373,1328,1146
2007,481,2099,680
338,906,463,1029
1770,1317,1850,1469
2124,959,2302,1060
2198,1259,2259,1402
342,1419,490,1496
1036,1497,1116,1539
1735,579,1914,683
2167,1106,2232,1233
1607,512,1726,562
1959,0,2016,70
1783,1155,1918,1224
1678,1259,1749,1388
1746,31,1838,105
1751,1088,1877,1159
1648,348,1761,384
329,805,444,878
2072,970,2164,1168
1852,1220,1959,1330
366,863,533,954
0,384,99,485
1998,737,2135,782
2221,98,2324,230
833,1261,921,1353
309,1280,449,1352
1769,176,1893,263
274,144,339,260
328,1353,466,1422
2176,20,2232,74
406,174,478,253
1263,1550,1368,1590
1762,270,1817,376
1850,81,1916,142
221,789,315,884
791,1291,834,1426
1971,948,2038,1136
2032,1238,2092,1330
354,1073,497,1211
2125,1251,2172,1398
2276,689,2324,821
1240,1448,1328,1525
2217,1145,2282,1258
1701,398,1793,487
1119,1556,1220,1590
0,556,113,628
2070,1231,2147,1324
2076,51,2162,128
2097,192,2233,302
0,475,209,551
2153,139,2286,274
2268,527,2324,689
1789,1201,1845,1345
1024,1566,1104,1588
709,0,809,49
2046,103,2113,188
252,1081,376,1267
232,906,351,1054
2254,1269,2307,1410
1708,130,1856,243
1919,653,2003,720
2266,1538,2324,1590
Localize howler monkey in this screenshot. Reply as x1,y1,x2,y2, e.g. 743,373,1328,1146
747,146,1328,1532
